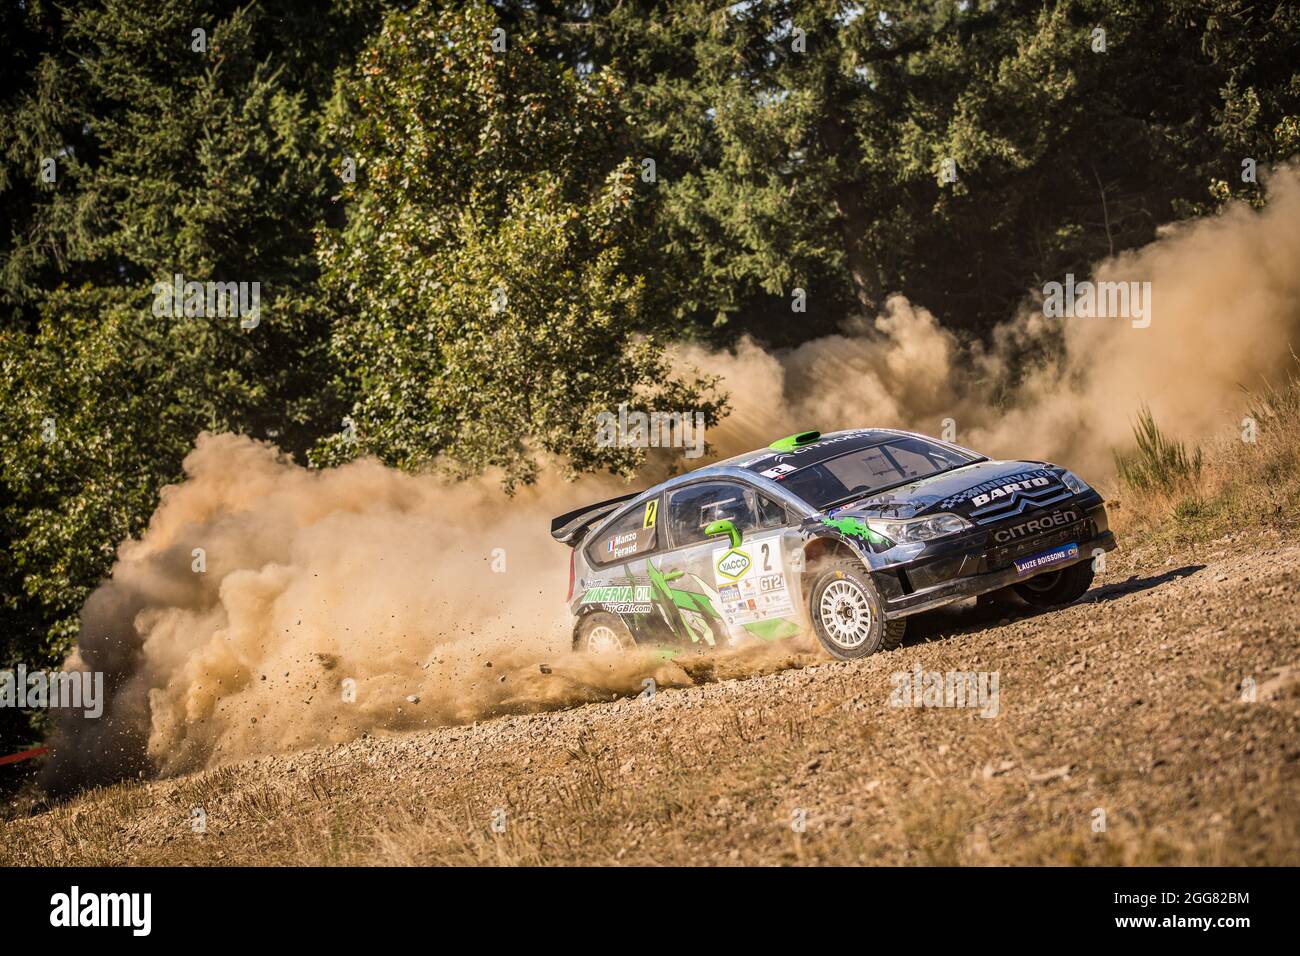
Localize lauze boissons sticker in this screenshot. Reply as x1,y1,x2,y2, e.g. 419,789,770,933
1014,543,1079,575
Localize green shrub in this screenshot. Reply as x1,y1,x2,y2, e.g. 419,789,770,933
1115,405,1203,493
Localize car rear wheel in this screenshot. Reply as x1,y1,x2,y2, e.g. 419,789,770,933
575,611,637,655
806,558,906,659
1012,559,1095,608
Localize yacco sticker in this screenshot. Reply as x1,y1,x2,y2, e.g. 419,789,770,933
716,549,752,579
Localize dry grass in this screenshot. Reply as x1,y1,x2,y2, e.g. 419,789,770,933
1110,358,1300,549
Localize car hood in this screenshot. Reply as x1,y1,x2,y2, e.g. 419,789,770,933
826,460,1069,522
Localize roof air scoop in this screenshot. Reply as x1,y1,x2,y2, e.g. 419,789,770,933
769,431,821,452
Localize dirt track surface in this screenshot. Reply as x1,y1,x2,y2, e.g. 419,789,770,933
4,528,1298,866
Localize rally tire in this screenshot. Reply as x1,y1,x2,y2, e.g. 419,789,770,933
806,558,905,659
574,611,637,655
1012,559,1095,608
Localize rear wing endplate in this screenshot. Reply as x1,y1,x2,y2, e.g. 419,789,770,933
549,491,639,546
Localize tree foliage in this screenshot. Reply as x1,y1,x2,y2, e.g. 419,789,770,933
515,0,1300,342
0,0,376,752
314,3,725,486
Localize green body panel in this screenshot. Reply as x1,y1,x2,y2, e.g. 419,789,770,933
644,559,724,646
821,515,888,546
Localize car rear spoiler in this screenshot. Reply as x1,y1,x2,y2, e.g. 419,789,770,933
550,491,639,546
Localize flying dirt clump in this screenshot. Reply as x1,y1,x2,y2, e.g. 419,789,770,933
42,435,706,789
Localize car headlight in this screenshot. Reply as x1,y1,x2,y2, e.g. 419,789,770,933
865,512,971,545
1059,470,1092,495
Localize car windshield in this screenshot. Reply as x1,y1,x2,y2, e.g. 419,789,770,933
779,436,976,509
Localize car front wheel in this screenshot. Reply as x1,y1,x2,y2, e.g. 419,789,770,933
806,558,906,659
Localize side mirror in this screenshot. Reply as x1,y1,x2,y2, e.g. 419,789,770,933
704,519,742,549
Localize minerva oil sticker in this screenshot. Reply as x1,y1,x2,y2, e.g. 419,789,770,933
711,536,794,626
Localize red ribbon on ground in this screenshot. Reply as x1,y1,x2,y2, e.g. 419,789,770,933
0,746,49,766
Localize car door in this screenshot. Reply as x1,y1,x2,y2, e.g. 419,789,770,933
661,481,805,647
581,496,675,645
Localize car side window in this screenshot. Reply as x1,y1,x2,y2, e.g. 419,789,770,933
666,481,765,548
589,498,659,566
755,492,787,528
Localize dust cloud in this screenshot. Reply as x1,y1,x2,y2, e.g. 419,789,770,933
43,438,677,786
687,162,1300,476
43,164,1300,788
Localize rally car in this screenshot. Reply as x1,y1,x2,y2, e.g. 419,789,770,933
551,429,1116,659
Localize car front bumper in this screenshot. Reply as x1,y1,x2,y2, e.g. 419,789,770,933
877,530,1116,618
867,497,1117,619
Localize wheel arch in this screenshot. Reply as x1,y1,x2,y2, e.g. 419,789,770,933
803,532,867,570
570,603,603,646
